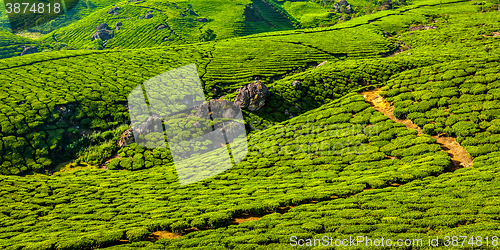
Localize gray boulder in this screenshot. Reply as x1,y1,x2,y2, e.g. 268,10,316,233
234,80,270,111
96,23,111,31
145,13,153,19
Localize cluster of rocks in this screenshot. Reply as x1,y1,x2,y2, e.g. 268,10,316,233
138,11,153,19
92,23,114,41
119,116,163,147
118,80,276,147
333,0,352,13
108,6,120,15
196,100,240,120
409,24,437,32
472,2,484,5
115,22,122,30
20,46,37,56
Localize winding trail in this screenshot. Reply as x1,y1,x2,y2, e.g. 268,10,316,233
361,88,473,170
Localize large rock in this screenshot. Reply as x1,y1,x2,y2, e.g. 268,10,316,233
234,80,270,111
339,0,349,6
92,23,114,41
107,7,120,15
96,23,111,31
20,46,37,56
145,13,153,19
196,18,208,22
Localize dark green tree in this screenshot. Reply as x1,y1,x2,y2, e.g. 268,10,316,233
199,28,216,42
484,45,492,57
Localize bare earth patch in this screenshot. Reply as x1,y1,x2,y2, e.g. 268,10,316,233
362,89,422,134
483,32,500,37
146,231,183,242
230,213,262,225
433,136,473,169
361,88,473,170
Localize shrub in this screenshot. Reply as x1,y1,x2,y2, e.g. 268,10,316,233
423,124,435,135
120,157,133,170
126,227,150,242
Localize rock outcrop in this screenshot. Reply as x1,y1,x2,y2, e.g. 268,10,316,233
234,80,270,111
20,46,38,56
195,99,240,120
107,7,120,15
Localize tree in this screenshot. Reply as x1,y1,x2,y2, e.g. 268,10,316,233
199,28,216,42
86,0,92,9
442,14,449,34
484,45,492,57
93,39,104,50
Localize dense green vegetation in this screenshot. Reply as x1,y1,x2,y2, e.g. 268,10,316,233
0,94,452,249
0,14,397,175
0,0,499,248
382,56,500,165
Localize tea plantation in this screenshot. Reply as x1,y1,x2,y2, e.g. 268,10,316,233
0,94,453,249
0,0,499,249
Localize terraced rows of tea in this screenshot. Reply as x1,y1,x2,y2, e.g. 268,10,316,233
0,94,452,249
382,56,500,167
0,19,397,175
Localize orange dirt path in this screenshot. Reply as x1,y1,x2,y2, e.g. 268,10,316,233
361,88,473,170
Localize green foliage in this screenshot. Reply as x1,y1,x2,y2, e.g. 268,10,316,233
199,28,217,42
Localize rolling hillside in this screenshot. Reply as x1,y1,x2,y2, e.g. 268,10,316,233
0,0,499,249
